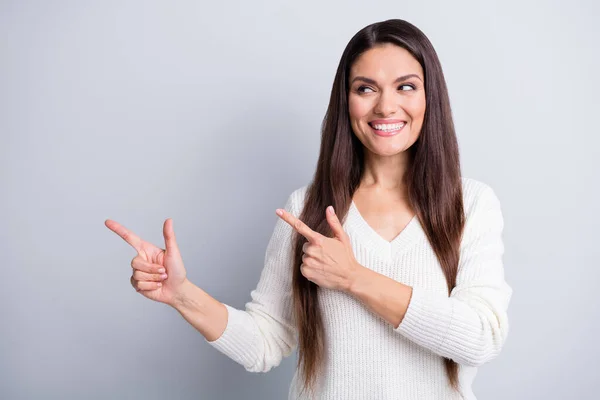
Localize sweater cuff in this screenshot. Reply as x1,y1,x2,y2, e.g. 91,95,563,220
204,303,259,368
394,286,454,353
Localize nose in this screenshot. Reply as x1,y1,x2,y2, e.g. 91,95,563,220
373,89,398,117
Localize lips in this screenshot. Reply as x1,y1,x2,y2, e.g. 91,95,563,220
369,119,406,125
368,121,406,137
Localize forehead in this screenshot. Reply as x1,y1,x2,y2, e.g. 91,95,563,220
349,43,423,80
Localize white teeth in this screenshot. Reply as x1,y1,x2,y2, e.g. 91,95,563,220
372,122,406,131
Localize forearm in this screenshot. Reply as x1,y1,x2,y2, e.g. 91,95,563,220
171,279,228,342
348,264,510,367
347,264,413,329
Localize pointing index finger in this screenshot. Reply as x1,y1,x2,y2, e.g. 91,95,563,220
105,219,143,252
276,209,322,244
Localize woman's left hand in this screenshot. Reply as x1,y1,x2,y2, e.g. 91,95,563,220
276,205,361,292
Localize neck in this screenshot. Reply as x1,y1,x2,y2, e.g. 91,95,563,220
360,149,410,191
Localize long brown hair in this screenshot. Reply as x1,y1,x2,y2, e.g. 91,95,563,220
292,19,465,397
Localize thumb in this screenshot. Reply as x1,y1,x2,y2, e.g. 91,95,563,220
326,206,349,244
163,218,181,256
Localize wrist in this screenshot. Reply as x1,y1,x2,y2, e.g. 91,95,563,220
168,278,228,342
346,261,369,294
170,278,198,310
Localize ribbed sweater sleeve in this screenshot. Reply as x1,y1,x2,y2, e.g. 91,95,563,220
204,190,299,372
394,186,513,367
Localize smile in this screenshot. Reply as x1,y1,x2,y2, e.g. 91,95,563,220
368,122,406,137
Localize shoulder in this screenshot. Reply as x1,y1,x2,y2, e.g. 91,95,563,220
460,177,503,234
461,177,502,213
290,184,310,202
284,184,310,216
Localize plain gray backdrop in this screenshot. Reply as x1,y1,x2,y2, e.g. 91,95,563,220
2,0,599,399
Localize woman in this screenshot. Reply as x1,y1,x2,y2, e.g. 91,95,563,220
106,19,512,400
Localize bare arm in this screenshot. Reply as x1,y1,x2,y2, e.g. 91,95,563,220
171,279,228,342
173,189,303,372
349,267,413,328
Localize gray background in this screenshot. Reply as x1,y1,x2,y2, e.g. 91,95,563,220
1,0,598,399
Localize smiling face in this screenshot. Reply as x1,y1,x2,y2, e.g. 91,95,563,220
348,43,426,158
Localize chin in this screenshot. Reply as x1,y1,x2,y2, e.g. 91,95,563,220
368,145,409,157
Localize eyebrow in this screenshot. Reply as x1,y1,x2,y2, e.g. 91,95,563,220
351,74,423,85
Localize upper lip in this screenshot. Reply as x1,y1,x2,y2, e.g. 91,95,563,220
369,119,406,125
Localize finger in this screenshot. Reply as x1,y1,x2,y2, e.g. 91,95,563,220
302,242,317,257
130,276,159,292
133,270,168,282
276,209,322,244
302,255,316,268
300,264,309,279
131,257,166,274
135,281,163,291
325,206,349,244
163,218,181,256
300,264,315,281
105,219,143,252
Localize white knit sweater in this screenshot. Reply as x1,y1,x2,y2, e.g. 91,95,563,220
206,177,512,399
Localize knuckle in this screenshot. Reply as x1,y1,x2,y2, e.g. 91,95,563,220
131,256,144,270
301,265,311,279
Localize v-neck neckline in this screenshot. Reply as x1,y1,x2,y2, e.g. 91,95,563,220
345,200,423,260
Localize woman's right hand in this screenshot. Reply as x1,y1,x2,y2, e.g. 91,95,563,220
105,218,187,306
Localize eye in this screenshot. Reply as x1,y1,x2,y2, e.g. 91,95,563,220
357,85,375,93
398,84,416,91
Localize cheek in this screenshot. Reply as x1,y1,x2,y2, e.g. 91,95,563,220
348,96,369,122
409,95,427,121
